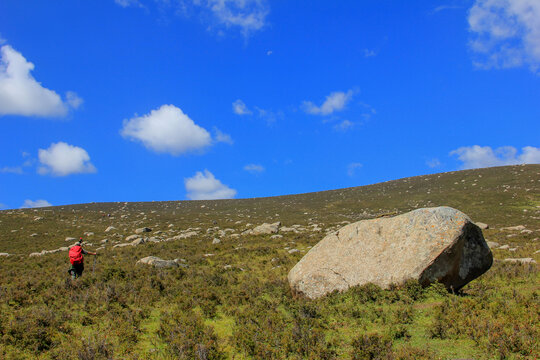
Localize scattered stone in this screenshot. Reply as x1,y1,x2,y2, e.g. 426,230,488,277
65,237,76,242
288,207,493,299
224,265,232,269
113,243,132,248
125,234,141,242
30,233,38,237
105,226,116,232
137,256,178,268
252,222,281,235
498,245,510,250
486,241,500,248
0,253,9,257
84,232,94,237
288,249,300,254
500,225,526,231
475,222,489,229
271,235,283,239
503,258,537,264
100,239,109,244
131,238,146,246
212,238,221,244
204,253,214,257
135,227,152,234
521,229,533,234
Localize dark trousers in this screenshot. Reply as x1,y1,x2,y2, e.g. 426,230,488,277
68,262,84,279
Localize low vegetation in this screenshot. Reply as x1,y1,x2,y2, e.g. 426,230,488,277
0,165,539,359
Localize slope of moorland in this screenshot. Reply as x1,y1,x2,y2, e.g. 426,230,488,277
0,165,538,359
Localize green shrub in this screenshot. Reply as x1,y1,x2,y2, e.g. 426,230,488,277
350,333,393,360
158,309,225,360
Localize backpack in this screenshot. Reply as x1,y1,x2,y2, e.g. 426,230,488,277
69,245,83,265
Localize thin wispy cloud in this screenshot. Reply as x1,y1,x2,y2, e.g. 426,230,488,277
244,163,264,173
116,0,270,37
347,162,363,177
21,199,52,208
450,145,540,169
214,127,234,144
468,0,540,73
426,158,441,168
333,120,354,132
0,45,81,117
184,169,237,200
232,99,252,115
303,90,354,116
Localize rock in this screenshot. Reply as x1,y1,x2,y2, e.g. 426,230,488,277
503,258,537,264
113,243,133,248
521,229,533,234
0,253,9,257
486,241,500,248
135,227,152,234
252,222,281,235
137,256,178,268
288,249,300,254
59,247,69,251
100,239,109,244
498,245,510,250
84,232,94,237
125,234,141,242
212,238,221,244
288,207,493,299
30,233,38,237
281,227,299,233
105,226,116,232
131,238,145,246
500,225,526,231
475,222,489,229
271,235,283,239
65,237,76,242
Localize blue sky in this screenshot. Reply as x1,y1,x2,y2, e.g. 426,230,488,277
0,0,539,209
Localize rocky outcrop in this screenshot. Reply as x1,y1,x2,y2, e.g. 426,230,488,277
288,207,493,299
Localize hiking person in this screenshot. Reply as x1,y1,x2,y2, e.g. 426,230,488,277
68,238,97,279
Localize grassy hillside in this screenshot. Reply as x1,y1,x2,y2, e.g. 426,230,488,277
0,165,538,359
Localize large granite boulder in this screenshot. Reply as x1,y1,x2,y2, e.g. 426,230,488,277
288,207,493,299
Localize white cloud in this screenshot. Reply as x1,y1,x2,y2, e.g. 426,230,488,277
303,90,354,116
244,163,264,173
0,166,23,174
468,0,540,72
363,49,377,57
0,45,81,117
115,0,143,7
184,169,237,200
204,0,269,36
38,142,97,176
347,162,363,177
450,145,540,169
426,158,442,168
267,50,273,56
232,99,252,115
214,127,234,144
21,199,52,208
65,91,83,109
0,203,7,210
121,104,212,155
334,120,354,131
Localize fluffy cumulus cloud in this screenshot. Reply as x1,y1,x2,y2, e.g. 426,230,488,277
450,145,540,169
468,0,540,72
121,104,212,155
244,163,264,173
184,169,237,200
232,99,252,115
21,199,52,208
303,90,354,116
38,142,97,176
0,45,81,117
